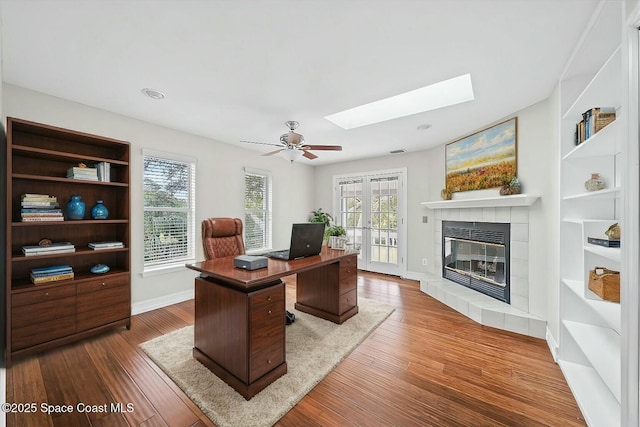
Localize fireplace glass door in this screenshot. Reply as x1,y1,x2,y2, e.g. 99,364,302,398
444,238,506,286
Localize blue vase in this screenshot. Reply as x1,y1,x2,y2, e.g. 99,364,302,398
66,195,85,220
91,200,109,219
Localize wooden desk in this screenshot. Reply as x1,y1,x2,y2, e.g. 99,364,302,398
186,246,358,399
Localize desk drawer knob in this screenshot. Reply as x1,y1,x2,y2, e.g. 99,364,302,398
268,310,272,314
267,296,272,301
267,359,272,364
45,292,49,297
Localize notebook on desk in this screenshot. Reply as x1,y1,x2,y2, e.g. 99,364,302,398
266,223,325,260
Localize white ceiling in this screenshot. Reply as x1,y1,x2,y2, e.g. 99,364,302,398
0,0,599,165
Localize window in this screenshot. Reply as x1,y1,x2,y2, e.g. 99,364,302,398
244,168,272,251
143,150,196,272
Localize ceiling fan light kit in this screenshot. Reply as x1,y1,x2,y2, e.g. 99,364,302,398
241,121,342,162
281,148,304,163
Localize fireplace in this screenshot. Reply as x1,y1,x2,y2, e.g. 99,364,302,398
442,221,510,303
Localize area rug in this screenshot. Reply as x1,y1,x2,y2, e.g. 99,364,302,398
140,297,394,427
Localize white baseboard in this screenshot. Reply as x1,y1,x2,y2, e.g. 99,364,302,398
131,289,194,315
546,327,559,362
403,271,427,281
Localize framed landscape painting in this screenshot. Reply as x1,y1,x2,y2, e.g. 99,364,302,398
445,117,517,192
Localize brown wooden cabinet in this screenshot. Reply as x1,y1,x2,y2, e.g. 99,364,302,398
4,117,131,365
295,252,358,323
193,277,286,400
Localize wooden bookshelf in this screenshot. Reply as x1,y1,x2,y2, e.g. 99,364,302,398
4,117,131,365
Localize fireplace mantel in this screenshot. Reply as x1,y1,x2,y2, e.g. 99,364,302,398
421,194,540,209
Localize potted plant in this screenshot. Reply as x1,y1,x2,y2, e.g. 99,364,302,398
308,208,333,228
326,225,347,249
499,176,521,195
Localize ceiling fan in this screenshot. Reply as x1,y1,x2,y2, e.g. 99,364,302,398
241,121,342,161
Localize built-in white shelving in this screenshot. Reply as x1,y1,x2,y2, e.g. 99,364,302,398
558,361,621,427
563,279,620,333
584,244,621,262
557,1,624,425
562,187,620,201
563,320,621,402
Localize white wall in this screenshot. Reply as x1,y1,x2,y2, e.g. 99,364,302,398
2,84,316,307
1,83,561,332
313,98,557,322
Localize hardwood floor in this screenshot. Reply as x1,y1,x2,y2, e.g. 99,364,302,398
5,271,585,426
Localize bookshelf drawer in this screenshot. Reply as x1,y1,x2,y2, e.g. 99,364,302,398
77,285,130,313
77,274,129,294
12,283,76,307
77,301,130,331
12,315,76,350
12,296,76,328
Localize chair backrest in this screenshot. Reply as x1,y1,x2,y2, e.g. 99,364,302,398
201,217,246,260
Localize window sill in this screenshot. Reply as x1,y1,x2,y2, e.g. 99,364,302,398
247,248,273,256
142,260,196,277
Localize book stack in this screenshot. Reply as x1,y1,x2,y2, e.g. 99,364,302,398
587,237,621,248
96,161,111,182
21,194,64,222
88,241,124,250
67,166,98,181
575,107,616,145
30,264,74,285
23,242,76,256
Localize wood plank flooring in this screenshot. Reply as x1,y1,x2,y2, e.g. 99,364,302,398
5,272,586,426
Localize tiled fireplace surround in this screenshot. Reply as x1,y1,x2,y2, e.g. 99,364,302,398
420,204,546,339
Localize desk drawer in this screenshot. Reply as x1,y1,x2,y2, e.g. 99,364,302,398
249,283,285,381
339,289,357,315
249,283,284,312
340,255,357,269
340,257,357,294
249,321,285,382
340,274,357,294
340,256,357,277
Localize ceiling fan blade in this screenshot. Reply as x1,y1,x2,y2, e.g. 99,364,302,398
262,149,284,156
302,150,318,160
303,145,343,151
241,140,283,148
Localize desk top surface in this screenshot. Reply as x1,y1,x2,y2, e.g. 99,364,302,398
186,246,358,291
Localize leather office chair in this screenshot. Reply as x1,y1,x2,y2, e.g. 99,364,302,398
201,217,246,260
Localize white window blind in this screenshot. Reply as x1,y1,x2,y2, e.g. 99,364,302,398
143,150,196,270
244,168,272,251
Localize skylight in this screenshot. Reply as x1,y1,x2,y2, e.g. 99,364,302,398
325,73,474,129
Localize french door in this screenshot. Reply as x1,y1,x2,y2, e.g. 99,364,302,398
333,169,406,276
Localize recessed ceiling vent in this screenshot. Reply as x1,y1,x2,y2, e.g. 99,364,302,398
141,88,166,100
390,149,407,154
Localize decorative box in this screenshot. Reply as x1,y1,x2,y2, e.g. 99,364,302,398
588,267,620,303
